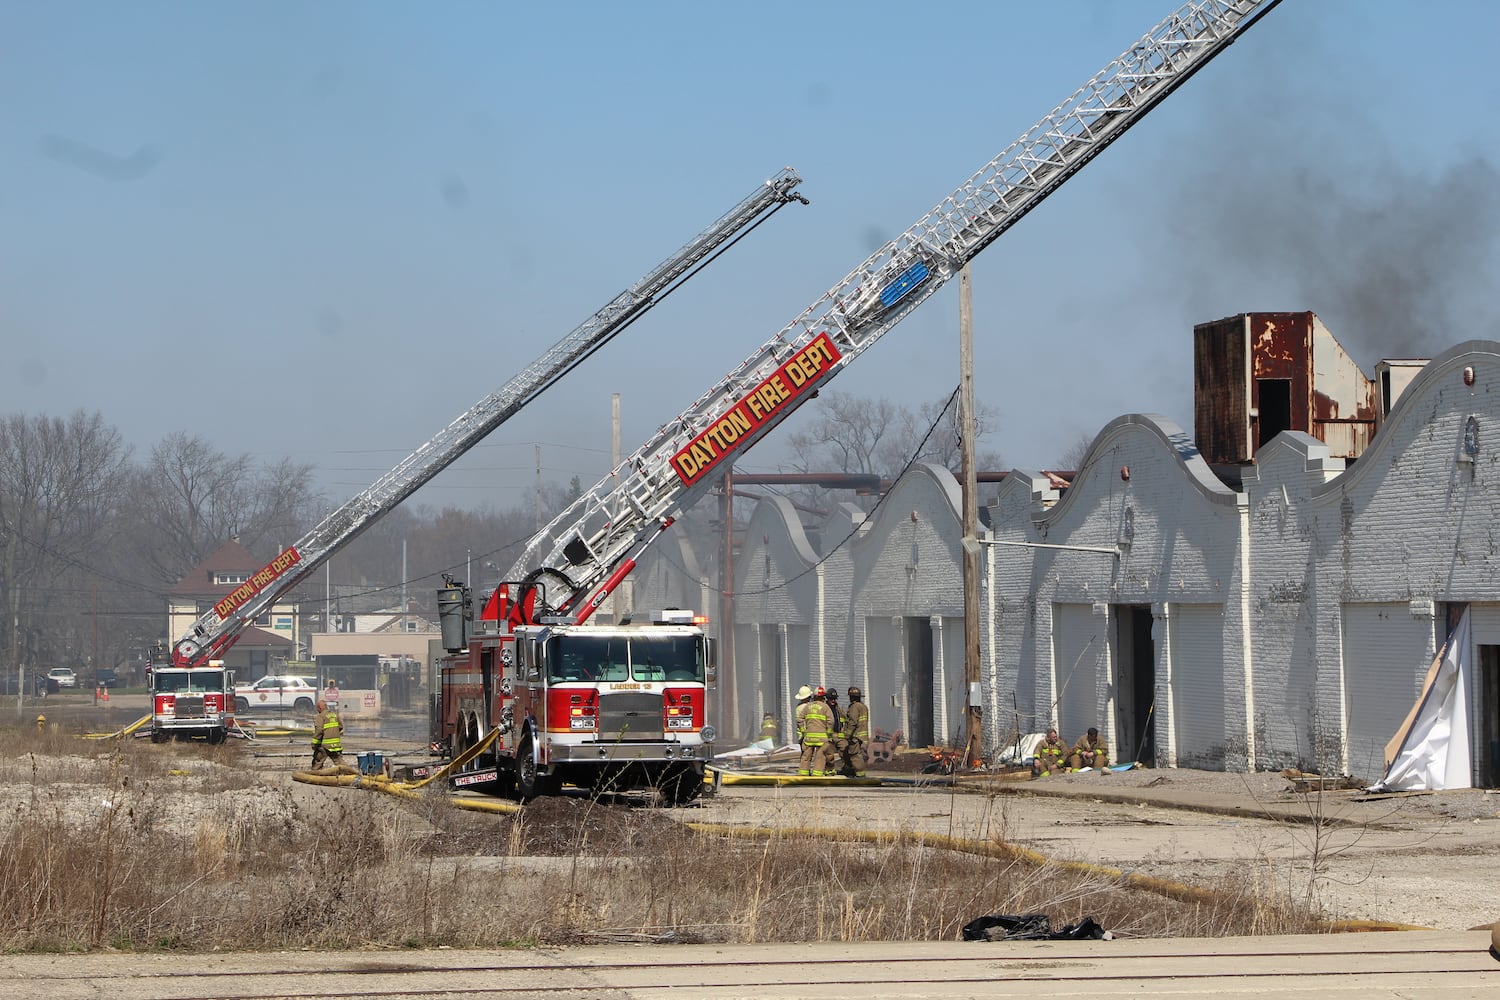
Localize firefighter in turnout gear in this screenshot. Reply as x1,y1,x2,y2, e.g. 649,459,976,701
311,699,345,770
837,686,870,777
824,687,845,768
1033,727,1068,777
795,685,833,776
1068,727,1109,771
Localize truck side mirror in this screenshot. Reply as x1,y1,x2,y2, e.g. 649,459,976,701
705,637,717,684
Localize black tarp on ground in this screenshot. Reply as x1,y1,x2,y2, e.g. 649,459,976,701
961,913,1107,942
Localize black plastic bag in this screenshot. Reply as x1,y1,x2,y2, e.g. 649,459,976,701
961,913,1106,942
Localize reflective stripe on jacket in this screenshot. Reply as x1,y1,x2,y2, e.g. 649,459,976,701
798,702,832,745
842,702,870,742
316,712,343,753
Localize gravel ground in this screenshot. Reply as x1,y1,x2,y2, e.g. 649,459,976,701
12,702,1500,937
694,759,1500,932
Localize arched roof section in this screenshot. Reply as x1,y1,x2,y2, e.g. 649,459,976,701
1308,340,1500,502
1040,413,1240,527
742,494,820,567
848,462,962,559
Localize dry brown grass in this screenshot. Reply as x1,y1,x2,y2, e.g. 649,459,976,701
0,724,1325,952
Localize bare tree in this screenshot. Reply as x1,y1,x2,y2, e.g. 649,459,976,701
1058,431,1096,473
777,391,1002,510
897,395,1004,474
122,432,321,588
783,392,904,477
0,411,130,673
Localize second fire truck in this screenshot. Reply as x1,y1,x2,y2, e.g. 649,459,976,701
146,647,234,744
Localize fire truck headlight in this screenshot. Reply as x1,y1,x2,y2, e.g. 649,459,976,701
700,725,716,743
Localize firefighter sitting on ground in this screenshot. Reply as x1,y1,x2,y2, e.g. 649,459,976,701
1033,727,1068,777
1068,726,1109,771
794,685,833,776
837,686,870,777
311,698,345,770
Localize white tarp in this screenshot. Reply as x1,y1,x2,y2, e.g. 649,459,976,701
994,732,1046,767
1369,608,1472,793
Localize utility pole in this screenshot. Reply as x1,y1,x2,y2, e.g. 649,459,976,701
611,393,621,476
959,263,983,768
611,393,631,616
719,467,735,736
534,444,543,532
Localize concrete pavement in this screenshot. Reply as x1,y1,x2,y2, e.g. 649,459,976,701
0,932,1493,998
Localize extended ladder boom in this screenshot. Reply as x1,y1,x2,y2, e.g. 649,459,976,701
508,0,1279,619
172,168,808,665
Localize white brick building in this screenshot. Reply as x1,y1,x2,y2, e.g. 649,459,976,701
628,331,1500,785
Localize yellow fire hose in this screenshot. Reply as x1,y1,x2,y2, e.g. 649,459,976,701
291,762,522,814
82,714,153,740
710,771,884,787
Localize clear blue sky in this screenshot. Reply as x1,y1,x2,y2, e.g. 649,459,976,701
5,1,1498,513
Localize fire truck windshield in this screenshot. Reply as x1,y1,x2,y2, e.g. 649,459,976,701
545,634,703,684
153,670,226,693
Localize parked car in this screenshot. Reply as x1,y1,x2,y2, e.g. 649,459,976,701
47,667,77,689
0,673,54,696
233,674,320,714
94,667,120,689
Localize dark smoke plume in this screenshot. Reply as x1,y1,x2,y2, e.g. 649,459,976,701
1154,44,1500,369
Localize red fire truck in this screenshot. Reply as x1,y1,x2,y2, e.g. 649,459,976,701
439,598,714,804
147,651,234,744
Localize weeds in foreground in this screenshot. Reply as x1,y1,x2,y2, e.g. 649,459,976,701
0,731,1325,951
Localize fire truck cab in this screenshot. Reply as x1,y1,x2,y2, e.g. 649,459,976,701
148,655,234,744
439,607,716,803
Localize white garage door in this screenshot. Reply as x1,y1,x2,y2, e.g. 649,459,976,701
1168,604,1226,769
1053,603,1108,745
1341,603,1433,781
864,617,903,737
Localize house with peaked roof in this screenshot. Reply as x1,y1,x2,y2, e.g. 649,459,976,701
166,540,300,681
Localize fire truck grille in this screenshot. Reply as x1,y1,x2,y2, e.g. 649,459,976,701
597,692,663,741
175,695,207,719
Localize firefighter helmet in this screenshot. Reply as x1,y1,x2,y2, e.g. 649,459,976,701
815,686,825,698
847,686,862,701
795,684,813,700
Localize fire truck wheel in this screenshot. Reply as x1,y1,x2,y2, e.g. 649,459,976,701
293,698,315,715
515,737,542,801
150,731,168,745
235,698,249,714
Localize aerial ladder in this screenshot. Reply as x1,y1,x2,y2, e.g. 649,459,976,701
169,168,808,667
497,0,1281,625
